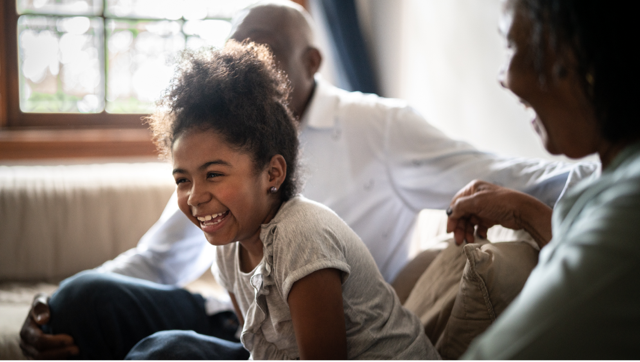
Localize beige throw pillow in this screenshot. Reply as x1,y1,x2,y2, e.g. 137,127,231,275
436,240,539,359
403,236,539,359
403,239,468,343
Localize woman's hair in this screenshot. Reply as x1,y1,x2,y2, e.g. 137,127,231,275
147,40,300,201
514,0,639,143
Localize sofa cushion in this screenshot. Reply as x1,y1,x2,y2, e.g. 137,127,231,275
436,240,539,359
403,239,467,343
403,229,539,359
0,163,175,282
391,247,443,305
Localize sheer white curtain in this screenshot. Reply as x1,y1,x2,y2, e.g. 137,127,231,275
356,0,591,162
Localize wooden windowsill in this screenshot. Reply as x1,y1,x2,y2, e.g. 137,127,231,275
0,128,159,160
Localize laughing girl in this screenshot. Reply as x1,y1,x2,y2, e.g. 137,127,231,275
145,41,437,360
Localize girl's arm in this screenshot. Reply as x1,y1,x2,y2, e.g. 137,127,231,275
229,292,244,327
288,268,347,360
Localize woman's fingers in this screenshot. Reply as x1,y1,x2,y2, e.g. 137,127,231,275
453,218,467,245
477,224,489,240
446,180,513,245
465,220,475,244
447,191,482,233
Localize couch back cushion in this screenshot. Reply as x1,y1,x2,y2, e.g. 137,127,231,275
0,162,175,282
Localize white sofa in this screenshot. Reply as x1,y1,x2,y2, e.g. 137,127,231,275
0,161,177,359
0,160,458,359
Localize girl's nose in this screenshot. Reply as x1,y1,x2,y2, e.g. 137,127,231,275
187,182,212,207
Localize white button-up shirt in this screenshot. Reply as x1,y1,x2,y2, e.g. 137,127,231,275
98,78,598,313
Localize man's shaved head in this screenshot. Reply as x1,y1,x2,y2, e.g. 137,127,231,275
230,1,322,119
231,1,316,50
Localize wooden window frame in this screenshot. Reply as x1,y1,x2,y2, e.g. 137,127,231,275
1,0,196,129
1,0,306,160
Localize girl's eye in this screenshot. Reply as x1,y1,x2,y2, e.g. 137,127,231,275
175,178,188,185
207,172,223,179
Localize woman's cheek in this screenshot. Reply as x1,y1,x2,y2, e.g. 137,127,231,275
534,117,560,155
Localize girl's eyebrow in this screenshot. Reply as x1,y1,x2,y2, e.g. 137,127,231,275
172,160,231,175
200,160,231,171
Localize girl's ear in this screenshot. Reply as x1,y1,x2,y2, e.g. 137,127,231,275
267,154,287,189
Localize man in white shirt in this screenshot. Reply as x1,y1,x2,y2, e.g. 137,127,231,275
20,2,597,359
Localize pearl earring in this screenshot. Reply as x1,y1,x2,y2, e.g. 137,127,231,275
269,186,278,194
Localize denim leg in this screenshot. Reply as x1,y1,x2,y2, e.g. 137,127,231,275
44,271,241,360
125,330,249,360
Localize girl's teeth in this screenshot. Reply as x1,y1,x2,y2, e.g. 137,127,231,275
196,211,227,223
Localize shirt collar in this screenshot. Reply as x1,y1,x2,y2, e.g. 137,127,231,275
300,76,339,130
599,140,640,178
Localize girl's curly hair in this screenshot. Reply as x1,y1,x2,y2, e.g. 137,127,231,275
147,40,300,201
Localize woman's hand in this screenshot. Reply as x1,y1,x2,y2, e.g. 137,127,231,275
19,294,79,359
446,180,553,249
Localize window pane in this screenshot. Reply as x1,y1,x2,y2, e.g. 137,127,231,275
105,19,184,114
18,15,105,113
184,19,231,49
104,0,259,20
17,0,103,16
202,0,260,18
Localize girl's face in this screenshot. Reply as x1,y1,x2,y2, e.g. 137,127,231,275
172,128,279,247
498,1,602,159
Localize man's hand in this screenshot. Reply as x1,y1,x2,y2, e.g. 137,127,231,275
446,180,553,248
19,294,79,359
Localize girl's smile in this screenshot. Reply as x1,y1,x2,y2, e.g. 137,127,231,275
171,128,282,251
195,210,230,233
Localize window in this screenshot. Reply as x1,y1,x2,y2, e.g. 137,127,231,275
2,0,260,129
0,0,305,160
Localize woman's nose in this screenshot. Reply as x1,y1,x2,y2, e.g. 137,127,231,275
187,182,212,207
497,67,508,89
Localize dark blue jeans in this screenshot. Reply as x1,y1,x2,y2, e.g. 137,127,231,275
44,271,249,360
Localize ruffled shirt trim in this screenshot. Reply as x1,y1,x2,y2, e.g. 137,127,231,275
239,202,291,359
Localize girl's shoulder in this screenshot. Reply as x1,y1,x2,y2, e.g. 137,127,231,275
260,195,357,301
261,195,364,273
267,195,353,239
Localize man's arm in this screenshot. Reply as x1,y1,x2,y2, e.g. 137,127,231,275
386,105,599,210
95,191,214,286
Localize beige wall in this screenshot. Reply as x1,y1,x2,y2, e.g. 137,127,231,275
355,0,596,163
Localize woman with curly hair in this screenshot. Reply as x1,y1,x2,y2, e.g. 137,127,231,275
446,0,640,359
132,41,438,360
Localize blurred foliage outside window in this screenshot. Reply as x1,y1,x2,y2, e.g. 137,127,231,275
16,0,257,114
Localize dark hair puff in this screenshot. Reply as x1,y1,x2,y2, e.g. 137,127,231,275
147,40,300,201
